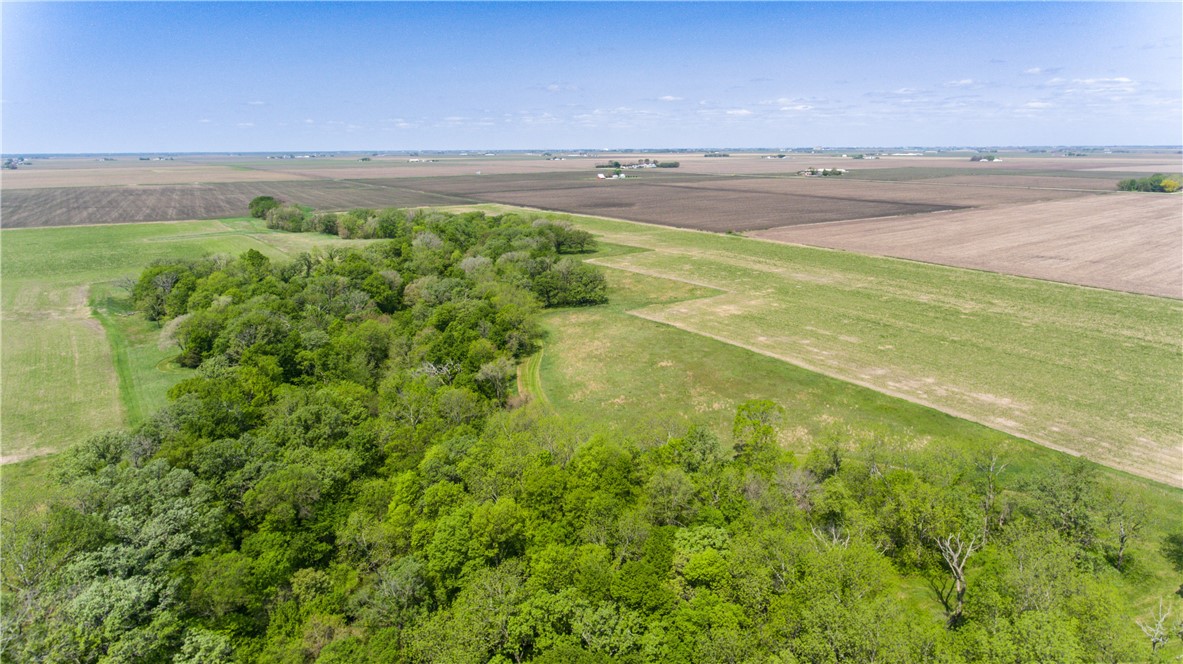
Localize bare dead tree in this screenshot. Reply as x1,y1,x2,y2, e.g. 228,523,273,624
1136,598,1172,654
811,523,851,550
152,271,179,294
936,533,980,627
974,451,1008,544
1106,492,1145,572
114,275,137,295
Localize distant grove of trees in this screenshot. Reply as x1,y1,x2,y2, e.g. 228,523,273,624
593,160,678,169
1117,173,1180,193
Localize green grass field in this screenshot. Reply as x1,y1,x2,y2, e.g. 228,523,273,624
0,218,361,511
513,212,1182,488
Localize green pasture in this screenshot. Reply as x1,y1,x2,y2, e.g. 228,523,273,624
519,212,1182,488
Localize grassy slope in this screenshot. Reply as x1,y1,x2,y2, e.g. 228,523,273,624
530,214,1182,487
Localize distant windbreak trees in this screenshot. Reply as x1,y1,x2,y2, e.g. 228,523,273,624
1117,173,1180,192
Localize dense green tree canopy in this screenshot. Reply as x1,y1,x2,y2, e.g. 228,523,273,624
1,209,1173,662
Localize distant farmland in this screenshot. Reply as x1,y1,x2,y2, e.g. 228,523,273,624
3,151,1177,299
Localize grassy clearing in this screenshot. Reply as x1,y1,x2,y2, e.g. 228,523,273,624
521,213,1182,487
542,249,1027,465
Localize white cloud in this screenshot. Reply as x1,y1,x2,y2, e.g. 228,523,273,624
658,95,683,102
779,104,812,112
945,79,974,87
1023,101,1053,109
236,122,254,128
198,118,212,124
246,100,265,106
726,109,753,116
1023,67,1043,75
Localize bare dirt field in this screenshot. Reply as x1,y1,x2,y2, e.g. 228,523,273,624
920,174,1123,191
401,174,1100,232
1,180,469,227
0,164,309,189
752,194,1183,298
462,180,964,231
648,176,1101,207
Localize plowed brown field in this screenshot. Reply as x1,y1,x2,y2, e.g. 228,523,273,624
752,194,1183,298
0,181,469,227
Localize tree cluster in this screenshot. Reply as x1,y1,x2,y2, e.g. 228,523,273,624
1117,174,1181,193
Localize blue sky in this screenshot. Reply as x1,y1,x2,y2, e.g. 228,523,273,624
3,2,1180,152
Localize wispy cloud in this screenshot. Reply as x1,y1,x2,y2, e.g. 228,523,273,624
246,100,265,106
658,95,683,102
944,79,975,88
236,122,254,128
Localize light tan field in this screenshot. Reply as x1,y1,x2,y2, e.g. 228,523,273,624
660,176,1102,207
922,174,1122,191
1,163,308,189
752,194,1183,298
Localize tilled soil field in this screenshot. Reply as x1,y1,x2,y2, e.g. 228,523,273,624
753,194,1183,299
1,181,469,227
464,180,964,231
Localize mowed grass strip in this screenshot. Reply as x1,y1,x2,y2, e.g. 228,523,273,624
0,315,124,462
541,213,1183,486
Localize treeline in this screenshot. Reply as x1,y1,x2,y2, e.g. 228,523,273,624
1,210,1176,662
594,160,679,169
1117,173,1180,193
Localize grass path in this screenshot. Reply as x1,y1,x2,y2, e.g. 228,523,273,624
516,348,551,410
